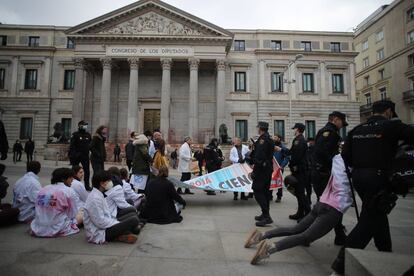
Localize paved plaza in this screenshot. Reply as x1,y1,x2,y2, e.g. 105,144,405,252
0,160,413,276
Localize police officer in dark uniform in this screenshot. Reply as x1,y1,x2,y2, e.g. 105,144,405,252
312,111,348,245
331,100,414,274
68,120,92,190
251,122,275,227
277,123,310,220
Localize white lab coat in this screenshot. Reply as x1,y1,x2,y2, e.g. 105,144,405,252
178,142,192,173
12,172,42,222
105,185,133,218
84,188,119,244
30,183,79,237
229,145,249,164
71,179,89,211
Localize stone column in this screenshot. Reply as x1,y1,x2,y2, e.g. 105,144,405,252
127,57,140,136
10,56,18,96
215,59,226,138
71,58,86,131
188,58,200,142
160,58,172,142
99,57,112,127
258,59,266,99
320,61,328,100
349,62,357,101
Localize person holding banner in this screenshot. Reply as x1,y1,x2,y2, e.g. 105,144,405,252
230,137,249,201
204,138,225,196
245,154,353,265
250,122,275,227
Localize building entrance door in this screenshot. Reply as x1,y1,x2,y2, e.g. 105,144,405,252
143,109,161,132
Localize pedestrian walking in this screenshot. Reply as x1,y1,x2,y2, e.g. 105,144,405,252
113,144,121,162
125,132,135,172
12,140,23,163
170,149,178,169
24,138,35,163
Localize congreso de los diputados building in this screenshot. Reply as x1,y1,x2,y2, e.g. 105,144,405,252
0,0,360,151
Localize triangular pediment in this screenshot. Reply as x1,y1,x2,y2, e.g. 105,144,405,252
66,0,233,40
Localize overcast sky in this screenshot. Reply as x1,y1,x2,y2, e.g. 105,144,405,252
0,0,392,32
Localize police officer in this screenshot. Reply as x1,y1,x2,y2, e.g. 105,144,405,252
68,120,92,190
331,100,414,274
276,123,310,220
251,122,275,227
312,111,348,245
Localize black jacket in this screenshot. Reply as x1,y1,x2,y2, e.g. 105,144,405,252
24,141,35,154
313,122,341,171
69,129,91,159
252,132,275,173
12,142,23,153
204,145,223,172
141,177,186,224
89,133,106,162
125,140,135,161
282,134,307,170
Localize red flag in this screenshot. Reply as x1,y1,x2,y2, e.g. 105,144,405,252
270,157,283,190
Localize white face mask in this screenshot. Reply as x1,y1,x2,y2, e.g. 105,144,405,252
105,180,113,191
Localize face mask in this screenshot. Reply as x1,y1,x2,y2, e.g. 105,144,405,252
105,180,113,191
82,125,88,130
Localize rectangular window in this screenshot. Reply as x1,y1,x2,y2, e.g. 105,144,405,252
339,127,347,140
330,42,341,52
377,48,385,61
362,40,369,50
378,69,385,80
0,68,5,89
408,31,414,44
24,69,37,90
271,72,283,92
0,35,7,46
409,54,414,67
235,120,248,142
376,30,384,42
61,118,72,139
234,40,245,51
28,36,40,47
305,120,316,139
271,40,282,50
19,118,33,140
332,74,344,93
301,41,312,51
407,7,414,22
274,120,285,139
63,70,75,90
66,38,75,49
363,57,369,68
379,87,387,100
302,73,314,92
365,93,372,105
364,76,370,87
234,72,246,92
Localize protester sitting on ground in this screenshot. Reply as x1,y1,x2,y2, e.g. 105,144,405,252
83,170,139,244
30,168,80,237
0,164,20,227
131,134,152,193
12,161,42,222
141,166,186,224
120,168,145,210
152,139,168,173
245,154,353,265
71,165,90,225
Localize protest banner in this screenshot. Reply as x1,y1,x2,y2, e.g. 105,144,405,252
169,158,283,193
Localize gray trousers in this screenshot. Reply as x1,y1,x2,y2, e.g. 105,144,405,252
263,202,342,253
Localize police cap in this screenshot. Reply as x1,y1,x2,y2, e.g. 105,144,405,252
372,100,398,118
291,123,305,132
329,111,348,127
256,121,269,130
78,120,88,126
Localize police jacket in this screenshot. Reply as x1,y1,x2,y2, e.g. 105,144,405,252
282,134,307,169
252,132,275,172
69,130,91,158
342,115,414,170
313,122,341,171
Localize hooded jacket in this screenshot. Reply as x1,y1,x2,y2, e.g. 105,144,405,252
132,135,152,175
90,133,106,162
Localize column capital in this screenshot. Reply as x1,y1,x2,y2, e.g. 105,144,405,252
188,58,200,71
127,57,140,70
216,59,226,71
73,57,86,69
161,58,173,70
100,57,112,70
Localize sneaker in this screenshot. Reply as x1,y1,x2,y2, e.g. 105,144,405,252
206,191,216,195
244,229,263,248
254,214,264,221
117,234,138,244
255,217,273,227
275,197,281,203
250,240,270,265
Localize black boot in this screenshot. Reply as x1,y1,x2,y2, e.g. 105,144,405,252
334,225,347,246
241,193,248,200
233,193,238,201
255,216,273,227
254,214,264,221
177,188,183,194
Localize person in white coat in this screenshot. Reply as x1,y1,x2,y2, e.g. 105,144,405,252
30,168,80,237
71,165,90,225
83,170,139,244
12,161,42,222
229,137,250,200
177,136,194,195
120,168,145,209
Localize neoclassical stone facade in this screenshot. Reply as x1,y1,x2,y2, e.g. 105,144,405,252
0,0,360,151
